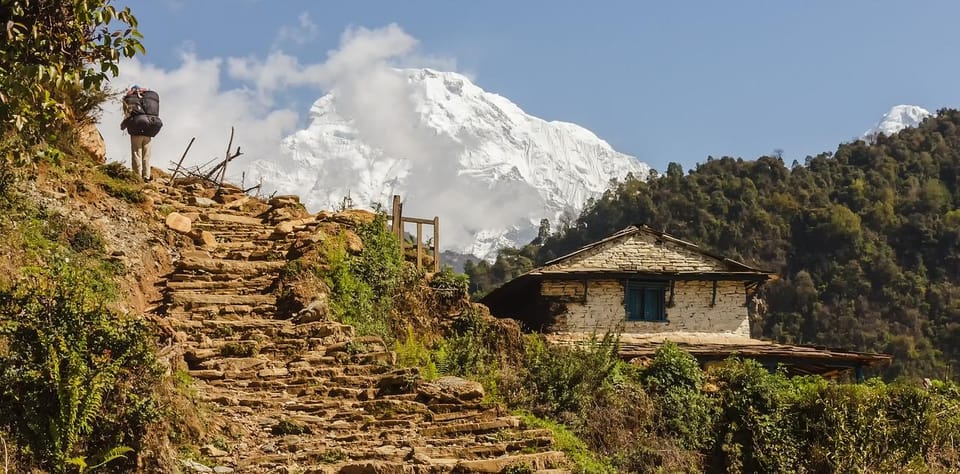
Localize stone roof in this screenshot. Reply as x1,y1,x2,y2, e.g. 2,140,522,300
538,225,773,275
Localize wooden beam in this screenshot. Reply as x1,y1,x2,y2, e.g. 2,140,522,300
711,280,717,307
400,216,436,225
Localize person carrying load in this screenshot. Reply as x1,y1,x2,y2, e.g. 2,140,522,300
120,84,163,181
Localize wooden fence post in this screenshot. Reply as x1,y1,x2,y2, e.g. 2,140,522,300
416,223,423,270
391,195,402,240
433,216,440,273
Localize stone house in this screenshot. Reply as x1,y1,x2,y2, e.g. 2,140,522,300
481,225,890,378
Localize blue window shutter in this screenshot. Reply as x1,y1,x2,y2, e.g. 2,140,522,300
643,288,659,321
625,281,641,321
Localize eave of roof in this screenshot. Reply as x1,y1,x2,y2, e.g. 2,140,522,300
548,335,892,367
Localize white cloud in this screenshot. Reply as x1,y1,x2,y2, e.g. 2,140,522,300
273,12,320,50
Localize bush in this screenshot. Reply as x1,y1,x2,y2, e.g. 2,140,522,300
67,222,106,254
394,326,438,380
311,213,405,342
640,341,715,451
708,359,803,473
513,333,624,419
0,262,161,472
429,266,469,305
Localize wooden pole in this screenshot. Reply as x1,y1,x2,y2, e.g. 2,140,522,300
416,222,423,270
391,195,402,240
168,137,195,185
433,216,440,272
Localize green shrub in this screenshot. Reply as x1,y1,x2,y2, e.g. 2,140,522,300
1,0,144,145
394,326,438,380
323,214,402,341
709,359,804,474
514,333,624,418
429,266,469,304
0,262,161,473
68,222,106,254
640,341,715,450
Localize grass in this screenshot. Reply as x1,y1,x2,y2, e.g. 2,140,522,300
219,342,258,358
93,162,145,204
271,418,311,436
516,411,616,474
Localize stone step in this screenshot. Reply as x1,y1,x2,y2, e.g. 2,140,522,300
164,304,276,319
190,227,269,239
166,277,275,291
201,212,265,226
177,258,286,276
420,417,520,437
413,437,554,460
169,291,277,307
215,240,288,251
451,450,567,473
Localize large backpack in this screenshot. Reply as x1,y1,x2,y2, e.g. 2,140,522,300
123,90,162,137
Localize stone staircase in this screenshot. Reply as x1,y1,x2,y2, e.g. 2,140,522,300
146,180,568,473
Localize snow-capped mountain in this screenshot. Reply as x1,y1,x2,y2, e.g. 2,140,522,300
864,105,931,139
251,68,648,259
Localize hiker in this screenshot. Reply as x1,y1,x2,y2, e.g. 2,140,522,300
120,85,163,181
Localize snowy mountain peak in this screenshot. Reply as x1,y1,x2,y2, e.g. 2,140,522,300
251,68,649,259
864,105,931,139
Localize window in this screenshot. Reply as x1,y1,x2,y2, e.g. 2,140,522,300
625,281,667,322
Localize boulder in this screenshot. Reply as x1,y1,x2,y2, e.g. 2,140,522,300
332,209,377,226
189,196,218,207
416,376,484,403
201,444,229,457
193,230,217,249
165,212,192,234
77,122,106,162
344,229,363,254
269,195,301,208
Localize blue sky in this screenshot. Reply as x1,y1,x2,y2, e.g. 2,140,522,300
113,0,960,172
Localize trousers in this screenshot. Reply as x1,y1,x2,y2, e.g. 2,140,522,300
130,135,152,180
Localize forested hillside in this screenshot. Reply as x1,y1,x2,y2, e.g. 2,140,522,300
469,109,960,379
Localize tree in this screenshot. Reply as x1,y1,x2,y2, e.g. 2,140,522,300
0,0,144,148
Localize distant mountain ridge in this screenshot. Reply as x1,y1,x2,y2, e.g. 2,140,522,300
250,68,649,259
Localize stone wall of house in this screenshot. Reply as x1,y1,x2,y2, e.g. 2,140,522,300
545,232,728,273
542,279,750,336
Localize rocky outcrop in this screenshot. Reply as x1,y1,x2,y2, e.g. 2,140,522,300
145,179,569,473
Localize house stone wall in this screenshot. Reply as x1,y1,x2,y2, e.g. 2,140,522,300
542,279,750,336
544,232,727,273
